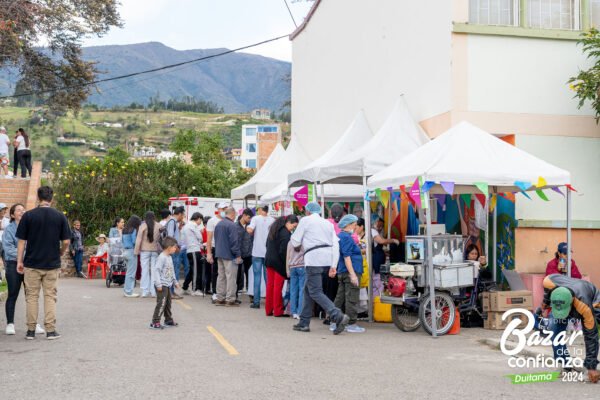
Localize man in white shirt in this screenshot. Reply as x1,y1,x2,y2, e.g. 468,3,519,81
247,205,275,309
290,202,349,334
0,127,10,177
206,202,228,296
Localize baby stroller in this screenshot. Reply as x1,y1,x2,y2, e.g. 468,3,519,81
106,237,127,288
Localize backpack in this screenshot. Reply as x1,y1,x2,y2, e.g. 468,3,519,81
159,218,176,248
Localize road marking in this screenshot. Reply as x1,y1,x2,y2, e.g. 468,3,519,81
207,326,239,356
175,300,192,310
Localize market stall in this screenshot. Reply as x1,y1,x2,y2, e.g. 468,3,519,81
367,121,572,337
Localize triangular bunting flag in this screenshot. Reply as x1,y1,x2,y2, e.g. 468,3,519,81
535,189,549,201
294,185,309,206
392,192,400,201
520,191,532,200
551,187,565,197
460,193,472,206
380,190,390,206
536,176,547,188
433,194,446,208
474,182,488,195
475,194,486,207
409,178,422,208
490,194,497,212
364,190,371,201
514,181,532,192
440,181,454,196
421,181,435,193
566,184,578,192
375,188,382,200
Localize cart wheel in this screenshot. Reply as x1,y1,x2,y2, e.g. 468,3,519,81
419,291,456,336
391,304,421,332
105,272,111,288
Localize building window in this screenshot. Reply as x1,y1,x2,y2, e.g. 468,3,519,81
246,159,256,168
528,0,580,30
245,127,257,136
246,143,256,152
258,126,277,133
469,0,518,26
592,0,600,27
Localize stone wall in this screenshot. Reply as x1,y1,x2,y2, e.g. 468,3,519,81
60,245,99,278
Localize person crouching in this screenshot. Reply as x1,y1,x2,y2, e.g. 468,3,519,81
150,237,180,329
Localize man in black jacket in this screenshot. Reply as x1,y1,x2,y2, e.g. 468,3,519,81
542,274,600,383
236,208,254,297
214,207,242,306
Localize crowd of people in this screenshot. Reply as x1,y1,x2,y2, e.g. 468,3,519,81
0,126,33,179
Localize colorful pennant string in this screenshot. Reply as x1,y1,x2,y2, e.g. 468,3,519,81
441,181,455,196
535,189,549,201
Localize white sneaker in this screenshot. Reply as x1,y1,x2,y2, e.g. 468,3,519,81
346,324,366,333
212,293,217,301
292,314,299,320
124,293,140,298
192,290,204,296
183,289,192,295
5,324,16,335
329,323,337,332
35,324,46,334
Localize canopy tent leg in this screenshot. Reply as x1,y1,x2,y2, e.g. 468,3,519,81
425,192,437,337
493,193,497,282
567,186,572,277
363,174,374,323
320,182,325,218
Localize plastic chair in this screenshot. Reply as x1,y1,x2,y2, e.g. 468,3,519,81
87,253,108,279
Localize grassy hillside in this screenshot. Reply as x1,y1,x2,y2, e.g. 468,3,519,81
0,106,289,168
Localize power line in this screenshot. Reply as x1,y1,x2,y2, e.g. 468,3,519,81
283,0,298,28
0,34,289,100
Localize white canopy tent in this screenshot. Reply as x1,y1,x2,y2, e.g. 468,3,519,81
367,121,572,337
318,96,430,185
287,110,374,186
231,139,311,200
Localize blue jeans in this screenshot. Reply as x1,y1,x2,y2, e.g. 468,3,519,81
546,313,572,365
299,266,343,327
290,267,306,315
123,248,137,295
73,250,83,274
252,257,267,306
140,251,158,296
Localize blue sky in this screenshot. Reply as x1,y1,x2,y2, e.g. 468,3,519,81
83,0,314,62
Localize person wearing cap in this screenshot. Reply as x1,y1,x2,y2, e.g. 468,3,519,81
546,242,582,278
69,220,87,278
542,274,600,383
206,202,228,297
247,205,275,309
181,212,205,296
290,201,350,334
0,126,10,178
331,214,365,333
95,234,109,257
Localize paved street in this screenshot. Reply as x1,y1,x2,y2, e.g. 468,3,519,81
1,278,598,399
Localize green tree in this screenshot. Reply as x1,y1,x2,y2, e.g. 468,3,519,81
0,1,122,111
569,28,600,122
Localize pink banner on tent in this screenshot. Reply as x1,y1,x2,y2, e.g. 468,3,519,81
409,178,421,208
294,185,309,206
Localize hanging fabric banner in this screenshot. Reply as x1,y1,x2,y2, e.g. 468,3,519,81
514,181,532,192
460,193,471,206
440,181,455,196
475,194,486,207
421,181,435,193
409,178,422,208
294,185,309,206
490,194,497,212
474,182,488,195
536,176,547,188
566,184,578,192
535,189,549,201
551,186,565,197
433,194,446,208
